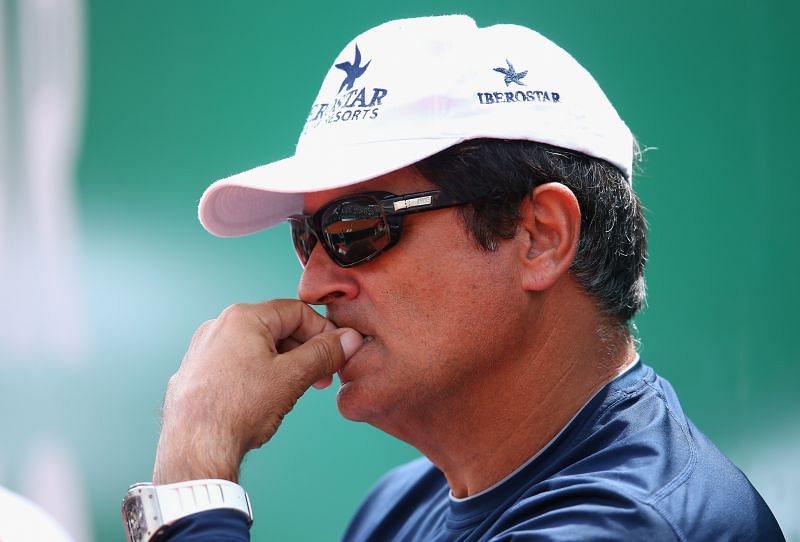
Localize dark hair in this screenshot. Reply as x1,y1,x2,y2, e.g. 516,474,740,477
415,139,647,323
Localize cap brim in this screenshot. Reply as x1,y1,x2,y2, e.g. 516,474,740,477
198,137,464,237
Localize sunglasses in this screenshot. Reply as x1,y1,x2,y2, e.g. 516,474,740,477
288,189,472,268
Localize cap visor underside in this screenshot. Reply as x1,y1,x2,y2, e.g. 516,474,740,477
198,137,464,237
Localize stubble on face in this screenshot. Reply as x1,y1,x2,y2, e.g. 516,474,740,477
327,225,524,438
299,168,527,439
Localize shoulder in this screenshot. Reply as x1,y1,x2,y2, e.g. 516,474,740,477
493,448,783,541
522,361,784,541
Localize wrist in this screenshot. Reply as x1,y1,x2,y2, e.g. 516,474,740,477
122,479,253,542
153,429,243,485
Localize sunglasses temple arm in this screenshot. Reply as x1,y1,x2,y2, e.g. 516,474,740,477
381,191,468,217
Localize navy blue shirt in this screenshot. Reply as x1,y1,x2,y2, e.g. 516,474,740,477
166,362,784,541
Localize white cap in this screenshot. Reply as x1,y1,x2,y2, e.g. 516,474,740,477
199,15,632,237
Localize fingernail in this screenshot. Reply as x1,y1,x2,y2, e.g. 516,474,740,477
338,329,363,359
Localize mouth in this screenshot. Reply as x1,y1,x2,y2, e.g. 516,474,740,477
327,314,374,343
337,332,375,384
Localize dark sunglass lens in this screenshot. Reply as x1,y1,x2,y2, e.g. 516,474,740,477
321,199,390,265
289,218,316,266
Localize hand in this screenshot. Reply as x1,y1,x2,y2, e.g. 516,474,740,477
153,299,363,484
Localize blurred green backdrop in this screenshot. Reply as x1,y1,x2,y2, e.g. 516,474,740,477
1,1,798,540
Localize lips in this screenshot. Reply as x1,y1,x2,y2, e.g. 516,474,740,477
327,312,375,340
336,329,376,384
326,311,376,378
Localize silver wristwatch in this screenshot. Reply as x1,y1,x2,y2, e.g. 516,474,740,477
121,479,253,542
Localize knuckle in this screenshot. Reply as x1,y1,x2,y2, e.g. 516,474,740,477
258,306,281,342
199,318,215,330
220,303,249,321
164,372,183,403
192,319,215,340
263,304,281,324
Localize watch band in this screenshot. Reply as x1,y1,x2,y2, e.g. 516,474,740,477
122,479,253,542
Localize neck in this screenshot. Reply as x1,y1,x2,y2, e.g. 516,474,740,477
375,280,637,498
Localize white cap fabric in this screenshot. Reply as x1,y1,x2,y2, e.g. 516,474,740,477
199,15,632,237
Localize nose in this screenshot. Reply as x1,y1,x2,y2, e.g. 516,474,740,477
297,244,360,305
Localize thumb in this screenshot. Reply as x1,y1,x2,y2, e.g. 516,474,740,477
280,328,363,388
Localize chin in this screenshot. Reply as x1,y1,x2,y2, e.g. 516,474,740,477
336,383,422,448
335,381,393,425
335,383,370,422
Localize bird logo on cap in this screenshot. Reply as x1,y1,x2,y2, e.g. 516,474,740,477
336,45,371,93
494,60,527,87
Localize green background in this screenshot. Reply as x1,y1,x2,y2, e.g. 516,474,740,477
1,1,798,540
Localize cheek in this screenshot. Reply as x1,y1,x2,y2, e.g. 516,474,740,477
362,213,522,352
380,247,518,350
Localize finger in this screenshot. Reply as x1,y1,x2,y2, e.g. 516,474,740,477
279,328,363,388
251,299,336,344
277,337,302,354
189,319,215,344
312,375,333,390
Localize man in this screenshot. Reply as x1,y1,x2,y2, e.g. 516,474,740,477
121,15,784,541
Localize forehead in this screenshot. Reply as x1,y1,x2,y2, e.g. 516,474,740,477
302,167,436,213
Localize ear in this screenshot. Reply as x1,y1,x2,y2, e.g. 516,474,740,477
517,183,581,292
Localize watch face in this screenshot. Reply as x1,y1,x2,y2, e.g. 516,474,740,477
122,495,145,542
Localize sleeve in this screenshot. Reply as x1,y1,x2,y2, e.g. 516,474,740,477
157,509,250,541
